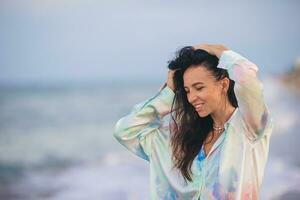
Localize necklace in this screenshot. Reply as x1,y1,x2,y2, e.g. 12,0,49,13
203,124,224,146
203,124,225,152
212,124,224,132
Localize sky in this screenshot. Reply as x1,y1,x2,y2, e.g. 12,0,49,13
0,0,300,84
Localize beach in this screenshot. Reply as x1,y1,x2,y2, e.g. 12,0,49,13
0,76,300,200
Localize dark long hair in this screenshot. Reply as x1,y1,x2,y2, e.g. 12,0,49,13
167,46,238,182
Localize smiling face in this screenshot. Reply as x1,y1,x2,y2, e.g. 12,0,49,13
183,65,227,117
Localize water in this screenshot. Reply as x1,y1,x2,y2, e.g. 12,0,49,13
260,75,300,199
0,77,299,200
0,81,156,200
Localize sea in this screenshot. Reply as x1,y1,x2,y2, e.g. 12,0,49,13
0,76,300,200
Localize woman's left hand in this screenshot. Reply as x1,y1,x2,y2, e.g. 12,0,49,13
192,44,229,58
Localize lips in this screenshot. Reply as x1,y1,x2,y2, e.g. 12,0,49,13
194,103,205,111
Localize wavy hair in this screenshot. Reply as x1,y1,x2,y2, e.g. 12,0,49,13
167,46,238,182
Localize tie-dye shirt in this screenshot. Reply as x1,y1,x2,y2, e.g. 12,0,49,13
113,50,274,200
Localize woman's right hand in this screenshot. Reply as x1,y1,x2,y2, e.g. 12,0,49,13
167,70,176,92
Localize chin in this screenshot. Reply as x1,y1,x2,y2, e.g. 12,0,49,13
197,111,210,117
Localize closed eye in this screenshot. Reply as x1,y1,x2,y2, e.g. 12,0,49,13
196,87,204,91
185,87,204,93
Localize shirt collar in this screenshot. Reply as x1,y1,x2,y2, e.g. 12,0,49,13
224,107,239,129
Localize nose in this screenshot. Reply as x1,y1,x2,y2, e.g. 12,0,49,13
188,91,198,104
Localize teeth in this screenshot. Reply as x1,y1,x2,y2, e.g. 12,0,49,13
195,103,204,108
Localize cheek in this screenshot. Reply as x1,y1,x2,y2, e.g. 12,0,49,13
204,87,216,98
204,90,221,105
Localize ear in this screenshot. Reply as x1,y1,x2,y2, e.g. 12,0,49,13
221,78,230,93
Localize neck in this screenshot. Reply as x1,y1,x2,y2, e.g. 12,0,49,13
211,103,236,127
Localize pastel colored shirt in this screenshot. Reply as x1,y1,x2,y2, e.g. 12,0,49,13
113,50,274,200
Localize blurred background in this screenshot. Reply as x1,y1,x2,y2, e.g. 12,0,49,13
0,0,300,199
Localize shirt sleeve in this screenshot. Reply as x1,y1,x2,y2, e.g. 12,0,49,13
113,82,175,161
217,50,274,143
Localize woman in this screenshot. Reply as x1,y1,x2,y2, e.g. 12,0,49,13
113,44,274,199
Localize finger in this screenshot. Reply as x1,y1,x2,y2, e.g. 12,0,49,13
193,44,209,51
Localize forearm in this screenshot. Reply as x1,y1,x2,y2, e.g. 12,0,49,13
113,84,175,160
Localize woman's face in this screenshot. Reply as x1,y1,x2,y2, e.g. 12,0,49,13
183,65,226,117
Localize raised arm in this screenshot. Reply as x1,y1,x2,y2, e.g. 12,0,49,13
113,83,175,161
217,50,274,143
193,44,273,143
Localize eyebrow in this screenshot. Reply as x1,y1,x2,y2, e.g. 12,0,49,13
184,82,204,89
